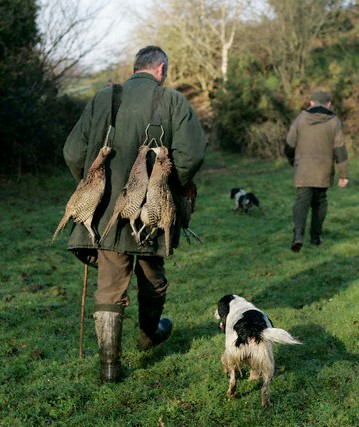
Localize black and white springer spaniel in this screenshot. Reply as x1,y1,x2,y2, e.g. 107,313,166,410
230,188,262,214
215,294,301,406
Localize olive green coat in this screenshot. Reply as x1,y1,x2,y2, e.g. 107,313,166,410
63,73,208,260
285,106,348,188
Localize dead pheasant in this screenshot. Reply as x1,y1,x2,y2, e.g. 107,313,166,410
52,146,112,245
100,145,150,243
139,146,176,256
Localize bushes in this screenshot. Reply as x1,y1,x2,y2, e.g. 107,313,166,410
0,0,86,179
246,120,288,159
212,57,292,157
36,95,87,173
212,59,262,153
211,4,359,158
0,86,86,179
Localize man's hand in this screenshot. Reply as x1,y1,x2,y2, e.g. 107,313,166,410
338,178,349,188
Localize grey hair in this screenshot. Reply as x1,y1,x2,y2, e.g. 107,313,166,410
133,46,168,75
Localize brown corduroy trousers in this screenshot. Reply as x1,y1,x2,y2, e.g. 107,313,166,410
95,250,169,335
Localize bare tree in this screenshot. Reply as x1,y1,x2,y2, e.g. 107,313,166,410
37,0,123,82
130,0,243,99
199,0,242,82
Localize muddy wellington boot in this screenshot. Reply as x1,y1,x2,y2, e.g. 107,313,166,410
93,305,124,383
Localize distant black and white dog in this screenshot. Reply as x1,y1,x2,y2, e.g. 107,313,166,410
215,294,301,406
230,188,262,214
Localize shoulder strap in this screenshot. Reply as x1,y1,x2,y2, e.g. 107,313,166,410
111,84,163,127
150,86,165,126
111,84,123,127
103,84,123,147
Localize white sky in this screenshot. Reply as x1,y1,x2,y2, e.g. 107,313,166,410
78,0,153,70
37,0,153,72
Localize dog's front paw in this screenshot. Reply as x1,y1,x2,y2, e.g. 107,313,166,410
226,390,237,399
262,397,273,407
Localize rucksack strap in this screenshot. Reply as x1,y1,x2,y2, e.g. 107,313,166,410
142,85,166,147
150,85,165,126
110,84,163,127
111,84,123,127
106,83,165,147
103,84,122,147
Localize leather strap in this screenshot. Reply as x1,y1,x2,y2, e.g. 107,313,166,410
150,86,165,126
111,84,123,127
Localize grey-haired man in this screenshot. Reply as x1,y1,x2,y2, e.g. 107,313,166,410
63,46,208,382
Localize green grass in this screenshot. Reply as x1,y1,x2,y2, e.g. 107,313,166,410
1,152,358,426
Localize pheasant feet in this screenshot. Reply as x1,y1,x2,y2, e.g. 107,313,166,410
182,227,202,244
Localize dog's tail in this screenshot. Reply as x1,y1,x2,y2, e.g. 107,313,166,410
262,328,301,345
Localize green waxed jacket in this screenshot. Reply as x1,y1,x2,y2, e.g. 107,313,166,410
63,73,208,260
285,106,348,188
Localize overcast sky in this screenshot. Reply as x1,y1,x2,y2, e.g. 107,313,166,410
37,0,153,72
79,0,153,70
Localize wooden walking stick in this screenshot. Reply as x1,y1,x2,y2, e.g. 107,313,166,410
79,263,88,358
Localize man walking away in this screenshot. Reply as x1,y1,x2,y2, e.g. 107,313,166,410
285,88,348,252
63,46,208,382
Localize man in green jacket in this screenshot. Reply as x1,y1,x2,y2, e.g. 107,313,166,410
63,46,208,382
285,89,348,253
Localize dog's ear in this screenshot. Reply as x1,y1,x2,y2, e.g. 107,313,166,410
218,306,229,333
230,188,240,199
217,301,227,320
217,295,235,328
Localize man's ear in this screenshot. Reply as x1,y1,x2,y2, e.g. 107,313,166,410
159,62,165,77
156,62,166,84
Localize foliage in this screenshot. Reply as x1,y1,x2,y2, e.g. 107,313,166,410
307,7,359,152
0,153,358,426
0,0,42,175
261,0,349,94
0,0,87,179
64,1,359,159
211,2,359,154
212,56,292,155
212,60,262,152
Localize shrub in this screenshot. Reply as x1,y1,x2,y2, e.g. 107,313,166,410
212,57,292,157
246,120,287,159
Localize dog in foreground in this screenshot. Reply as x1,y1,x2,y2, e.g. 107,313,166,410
230,188,262,214
215,294,301,406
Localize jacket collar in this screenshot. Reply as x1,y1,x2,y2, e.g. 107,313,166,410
307,105,334,116
129,72,158,83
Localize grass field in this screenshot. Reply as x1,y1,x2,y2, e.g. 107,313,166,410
0,151,358,426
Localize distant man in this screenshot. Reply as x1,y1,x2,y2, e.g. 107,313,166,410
285,89,349,252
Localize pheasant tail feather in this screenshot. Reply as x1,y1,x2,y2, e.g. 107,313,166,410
100,213,118,243
52,213,71,242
